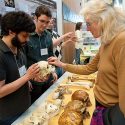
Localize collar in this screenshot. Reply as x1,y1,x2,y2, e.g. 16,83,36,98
30,30,48,37
0,39,11,53
46,29,52,33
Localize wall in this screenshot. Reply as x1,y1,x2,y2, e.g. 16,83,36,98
62,0,83,63
56,0,63,35
122,0,125,9
62,20,76,63
63,0,82,14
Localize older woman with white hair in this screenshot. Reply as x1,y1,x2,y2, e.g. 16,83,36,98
48,0,125,125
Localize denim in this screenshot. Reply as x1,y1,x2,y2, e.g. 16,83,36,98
75,48,82,64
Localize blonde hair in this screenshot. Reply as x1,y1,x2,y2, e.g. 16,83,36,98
81,0,125,44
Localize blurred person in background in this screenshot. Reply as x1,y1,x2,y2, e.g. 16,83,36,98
75,22,84,64
48,0,125,125
0,11,40,125
47,18,75,77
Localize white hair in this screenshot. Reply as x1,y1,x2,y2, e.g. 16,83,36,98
81,0,125,44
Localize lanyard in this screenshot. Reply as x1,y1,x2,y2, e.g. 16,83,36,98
13,51,24,69
39,35,47,49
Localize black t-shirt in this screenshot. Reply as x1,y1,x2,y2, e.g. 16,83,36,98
0,39,30,120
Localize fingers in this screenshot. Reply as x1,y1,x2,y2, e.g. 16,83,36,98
67,32,74,36
26,63,41,80
53,75,58,82
28,81,33,91
52,73,58,82
31,63,40,71
47,57,57,64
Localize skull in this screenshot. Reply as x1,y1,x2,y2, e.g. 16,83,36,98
37,61,55,79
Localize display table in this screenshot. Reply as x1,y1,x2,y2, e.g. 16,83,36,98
80,50,96,64
12,72,96,125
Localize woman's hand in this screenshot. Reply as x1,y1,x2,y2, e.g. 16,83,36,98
48,57,65,68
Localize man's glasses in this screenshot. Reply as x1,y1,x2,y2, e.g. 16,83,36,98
86,22,91,27
38,19,50,24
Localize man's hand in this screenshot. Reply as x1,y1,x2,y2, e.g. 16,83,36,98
51,72,58,83
33,74,50,83
28,81,33,91
25,63,40,81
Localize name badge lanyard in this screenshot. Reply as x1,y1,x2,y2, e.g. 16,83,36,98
13,52,26,77
39,36,48,56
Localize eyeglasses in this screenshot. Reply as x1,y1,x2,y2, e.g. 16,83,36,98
86,22,92,27
38,19,50,24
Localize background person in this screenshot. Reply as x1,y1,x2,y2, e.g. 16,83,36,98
47,18,75,77
47,18,74,60
75,22,84,64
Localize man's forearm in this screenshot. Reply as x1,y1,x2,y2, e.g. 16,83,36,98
0,74,29,98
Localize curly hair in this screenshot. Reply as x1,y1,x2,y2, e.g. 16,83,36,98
1,11,35,36
35,5,52,18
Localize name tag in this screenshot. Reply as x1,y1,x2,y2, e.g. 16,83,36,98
40,48,48,56
19,65,26,77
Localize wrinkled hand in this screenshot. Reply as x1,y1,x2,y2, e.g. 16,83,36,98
48,57,63,67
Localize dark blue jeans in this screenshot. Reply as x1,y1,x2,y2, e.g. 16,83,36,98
75,48,82,64
56,67,63,78
103,104,125,125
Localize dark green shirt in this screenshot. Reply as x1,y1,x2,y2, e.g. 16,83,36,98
25,30,53,68
24,30,54,85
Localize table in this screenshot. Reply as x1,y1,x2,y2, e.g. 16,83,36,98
12,72,95,125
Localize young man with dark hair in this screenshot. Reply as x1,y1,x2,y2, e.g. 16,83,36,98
0,11,40,125
25,5,58,103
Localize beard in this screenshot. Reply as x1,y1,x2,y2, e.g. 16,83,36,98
11,35,27,49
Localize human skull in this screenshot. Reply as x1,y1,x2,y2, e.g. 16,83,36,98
72,90,91,106
58,111,83,125
37,61,55,79
65,100,86,113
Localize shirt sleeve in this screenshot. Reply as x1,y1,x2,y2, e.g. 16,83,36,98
0,54,6,81
63,51,99,75
75,30,84,42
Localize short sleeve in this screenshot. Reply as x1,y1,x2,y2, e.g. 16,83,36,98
0,53,6,81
